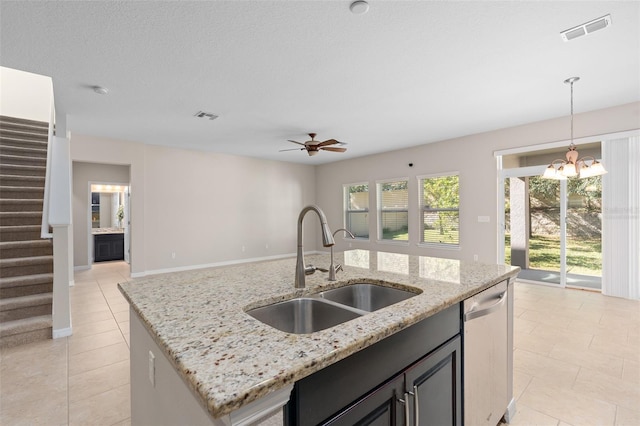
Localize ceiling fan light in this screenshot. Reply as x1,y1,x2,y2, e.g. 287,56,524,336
307,150,319,156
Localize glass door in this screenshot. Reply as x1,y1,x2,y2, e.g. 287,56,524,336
503,172,563,285
565,176,603,289
500,167,603,290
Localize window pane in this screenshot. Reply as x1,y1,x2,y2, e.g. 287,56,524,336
421,175,459,245
379,180,408,241
345,184,369,238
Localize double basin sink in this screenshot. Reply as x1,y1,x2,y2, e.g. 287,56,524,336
247,283,421,334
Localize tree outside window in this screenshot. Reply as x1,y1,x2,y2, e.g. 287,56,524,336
421,175,459,245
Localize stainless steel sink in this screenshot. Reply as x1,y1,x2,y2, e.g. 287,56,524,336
246,297,363,334
317,283,419,312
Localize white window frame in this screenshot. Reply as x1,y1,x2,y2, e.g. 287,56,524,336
417,172,460,249
343,182,370,240
376,177,409,245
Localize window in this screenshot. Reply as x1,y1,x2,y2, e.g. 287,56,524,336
420,174,459,246
378,180,408,241
344,183,369,239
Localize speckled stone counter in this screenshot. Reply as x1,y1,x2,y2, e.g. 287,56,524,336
118,250,519,420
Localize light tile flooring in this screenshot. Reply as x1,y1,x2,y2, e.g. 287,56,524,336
1,262,638,425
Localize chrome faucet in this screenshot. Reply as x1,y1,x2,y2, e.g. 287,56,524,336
329,228,356,281
295,205,335,288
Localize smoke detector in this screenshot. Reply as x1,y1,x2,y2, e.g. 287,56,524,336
560,14,611,42
194,111,219,121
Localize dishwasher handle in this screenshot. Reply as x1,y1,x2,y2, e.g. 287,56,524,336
464,291,506,321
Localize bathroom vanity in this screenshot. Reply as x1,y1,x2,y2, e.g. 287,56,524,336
92,229,124,262
119,250,519,425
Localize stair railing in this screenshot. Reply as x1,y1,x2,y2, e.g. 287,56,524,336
40,86,54,239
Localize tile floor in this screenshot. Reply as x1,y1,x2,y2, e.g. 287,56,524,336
1,262,638,425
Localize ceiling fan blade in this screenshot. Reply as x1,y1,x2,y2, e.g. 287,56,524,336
316,139,340,147
287,140,306,146
279,148,306,152
320,147,347,153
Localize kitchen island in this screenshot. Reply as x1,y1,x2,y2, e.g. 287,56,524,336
118,250,519,425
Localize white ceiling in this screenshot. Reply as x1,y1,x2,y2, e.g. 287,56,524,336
1,1,638,165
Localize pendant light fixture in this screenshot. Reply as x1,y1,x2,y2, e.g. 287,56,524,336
542,77,607,180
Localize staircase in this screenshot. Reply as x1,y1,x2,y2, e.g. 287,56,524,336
0,116,53,348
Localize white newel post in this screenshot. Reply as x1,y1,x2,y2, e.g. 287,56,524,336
49,134,73,337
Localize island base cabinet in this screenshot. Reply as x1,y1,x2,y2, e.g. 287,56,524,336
285,304,461,426
405,336,461,426
324,336,461,426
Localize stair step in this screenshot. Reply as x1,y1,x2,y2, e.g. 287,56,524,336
0,163,46,177
0,116,49,132
0,240,52,258
0,144,47,158
0,293,53,322
0,153,46,167
0,255,53,278
0,199,44,212
0,225,43,242
0,128,48,143
0,273,53,298
0,136,49,151
0,174,45,188
0,212,44,227
0,186,44,200
0,315,52,348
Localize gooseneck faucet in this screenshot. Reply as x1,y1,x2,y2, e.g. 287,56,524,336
329,228,356,281
295,205,335,288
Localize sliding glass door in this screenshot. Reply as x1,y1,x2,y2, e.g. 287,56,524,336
500,167,602,289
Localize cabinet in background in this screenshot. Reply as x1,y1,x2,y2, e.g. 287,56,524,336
94,233,124,262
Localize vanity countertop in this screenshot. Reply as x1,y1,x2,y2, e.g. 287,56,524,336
118,250,519,419
92,228,124,235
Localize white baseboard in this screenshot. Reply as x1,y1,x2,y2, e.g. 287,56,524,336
74,265,90,271
69,280,75,287
53,327,73,339
130,251,322,278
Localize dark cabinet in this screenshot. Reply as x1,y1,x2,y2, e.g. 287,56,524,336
405,337,461,426
284,304,461,426
324,336,461,426
94,233,124,262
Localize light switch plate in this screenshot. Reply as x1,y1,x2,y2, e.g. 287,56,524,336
477,216,490,223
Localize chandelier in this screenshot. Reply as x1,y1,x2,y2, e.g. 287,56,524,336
542,77,607,180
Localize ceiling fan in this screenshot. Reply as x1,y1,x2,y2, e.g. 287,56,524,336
280,133,347,156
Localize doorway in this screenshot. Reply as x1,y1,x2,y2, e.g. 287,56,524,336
89,182,130,265
500,166,602,290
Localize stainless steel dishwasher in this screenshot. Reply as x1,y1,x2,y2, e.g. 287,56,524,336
463,280,514,426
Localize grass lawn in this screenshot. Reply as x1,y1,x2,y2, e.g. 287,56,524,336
505,234,601,276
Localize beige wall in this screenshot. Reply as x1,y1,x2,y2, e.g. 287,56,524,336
72,162,130,268
70,134,317,276
315,102,640,263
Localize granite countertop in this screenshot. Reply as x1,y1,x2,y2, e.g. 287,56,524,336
92,227,124,235
118,250,519,420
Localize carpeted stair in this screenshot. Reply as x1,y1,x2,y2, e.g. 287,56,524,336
0,116,53,348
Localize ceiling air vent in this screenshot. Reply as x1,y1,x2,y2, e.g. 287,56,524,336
194,111,219,120
561,14,611,42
